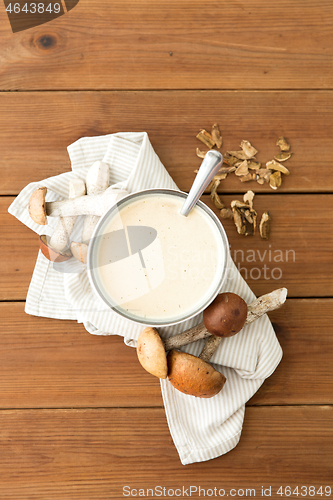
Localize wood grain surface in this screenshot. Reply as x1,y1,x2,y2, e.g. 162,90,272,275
0,299,331,409
1,0,332,495
0,407,331,499
1,91,333,194
3,194,333,300
0,1,333,90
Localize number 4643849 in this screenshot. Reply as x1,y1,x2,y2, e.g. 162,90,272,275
277,486,331,496
6,3,61,14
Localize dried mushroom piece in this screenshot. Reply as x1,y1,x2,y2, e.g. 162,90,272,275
276,136,290,152
274,152,292,162
196,130,215,149
211,124,223,149
209,178,225,209
224,153,242,167
235,160,249,177
266,159,290,175
259,211,271,240
248,160,261,170
220,208,233,219
231,200,257,236
240,172,257,182
269,171,282,190
210,191,225,209
240,140,258,159
196,148,208,159
243,190,255,209
226,150,249,161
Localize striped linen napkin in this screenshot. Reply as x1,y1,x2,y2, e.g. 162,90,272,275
8,132,282,465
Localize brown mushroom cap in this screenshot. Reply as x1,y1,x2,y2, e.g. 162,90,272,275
137,327,168,379
39,235,72,262
29,187,47,225
203,292,247,338
167,349,226,398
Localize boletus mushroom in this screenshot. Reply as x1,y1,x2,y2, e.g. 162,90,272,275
39,234,72,262
166,293,246,398
137,327,168,379
136,288,288,394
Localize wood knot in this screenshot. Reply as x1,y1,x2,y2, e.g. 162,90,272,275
36,34,57,49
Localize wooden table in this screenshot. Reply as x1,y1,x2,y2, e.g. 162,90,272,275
1,1,332,498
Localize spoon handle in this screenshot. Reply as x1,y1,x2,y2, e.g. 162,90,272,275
180,150,223,217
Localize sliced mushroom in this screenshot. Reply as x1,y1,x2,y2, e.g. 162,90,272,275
276,136,290,152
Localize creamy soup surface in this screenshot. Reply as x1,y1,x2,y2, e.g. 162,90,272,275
95,193,226,322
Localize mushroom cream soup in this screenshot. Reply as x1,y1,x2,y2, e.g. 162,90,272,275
92,192,226,323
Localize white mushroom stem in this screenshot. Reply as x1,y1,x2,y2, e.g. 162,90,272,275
45,188,128,217
49,179,86,252
82,161,110,242
164,288,288,352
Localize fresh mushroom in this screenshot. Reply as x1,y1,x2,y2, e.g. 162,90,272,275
82,160,109,242
49,179,86,252
166,289,287,398
136,327,168,379
167,349,226,398
28,186,128,223
137,288,287,381
39,234,72,262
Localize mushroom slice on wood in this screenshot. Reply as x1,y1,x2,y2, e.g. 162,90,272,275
226,150,249,160
240,140,258,158
243,190,255,209
196,129,215,149
248,160,261,170
240,172,257,182
260,211,271,240
235,160,249,177
274,152,292,162
196,148,208,159
266,159,290,175
211,123,223,148
269,171,282,190
209,179,224,209
231,200,257,236
276,136,291,152
223,153,242,167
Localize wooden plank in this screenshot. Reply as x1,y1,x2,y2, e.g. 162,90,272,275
3,194,332,299
0,406,331,498
0,302,162,409
0,300,331,409
1,91,333,195
1,1,333,90
207,193,333,298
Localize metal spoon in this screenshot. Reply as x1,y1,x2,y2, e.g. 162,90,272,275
180,150,224,217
